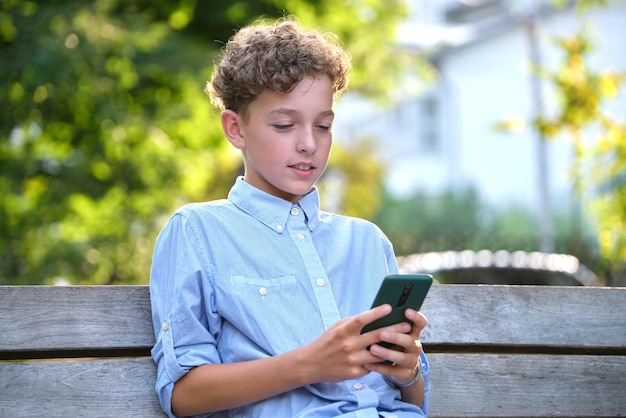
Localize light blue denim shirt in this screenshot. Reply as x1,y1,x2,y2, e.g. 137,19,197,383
150,177,430,418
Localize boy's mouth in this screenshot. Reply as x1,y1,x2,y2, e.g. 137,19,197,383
290,163,314,171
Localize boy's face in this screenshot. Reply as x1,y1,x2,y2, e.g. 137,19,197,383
235,76,335,203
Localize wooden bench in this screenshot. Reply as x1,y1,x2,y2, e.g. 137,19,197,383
1,284,625,417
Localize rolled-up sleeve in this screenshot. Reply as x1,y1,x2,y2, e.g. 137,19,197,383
419,351,430,416
149,212,222,417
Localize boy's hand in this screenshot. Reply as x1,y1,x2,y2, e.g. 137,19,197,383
364,308,428,386
296,304,413,383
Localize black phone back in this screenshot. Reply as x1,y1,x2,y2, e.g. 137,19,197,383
361,273,433,335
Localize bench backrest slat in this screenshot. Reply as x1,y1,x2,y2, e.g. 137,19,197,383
2,354,624,417
2,285,625,359
0,286,154,359
0,358,164,416
421,285,626,353
428,352,626,417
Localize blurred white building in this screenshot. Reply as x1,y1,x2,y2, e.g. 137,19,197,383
334,0,626,219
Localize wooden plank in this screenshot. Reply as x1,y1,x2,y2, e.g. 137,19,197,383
420,285,626,352
2,354,624,417
0,286,154,357
2,285,626,357
427,353,626,417
0,357,166,417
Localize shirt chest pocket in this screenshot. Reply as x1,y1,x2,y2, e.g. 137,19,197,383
222,274,324,351
230,274,298,298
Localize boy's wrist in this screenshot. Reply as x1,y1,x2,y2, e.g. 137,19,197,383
287,345,319,387
383,359,422,388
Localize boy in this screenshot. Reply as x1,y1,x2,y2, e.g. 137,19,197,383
150,17,430,418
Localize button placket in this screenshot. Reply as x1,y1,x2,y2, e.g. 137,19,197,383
288,207,341,329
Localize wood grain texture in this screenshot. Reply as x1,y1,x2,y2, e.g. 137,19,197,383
1,354,623,417
427,353,626,417
0,357,165,417
1,284,626,417
3,284,624,354
0,286,153,355
420,285,626,351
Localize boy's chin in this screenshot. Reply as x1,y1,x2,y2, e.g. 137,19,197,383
276,185,316,202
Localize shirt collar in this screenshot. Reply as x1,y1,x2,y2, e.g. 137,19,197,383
228,177,321,233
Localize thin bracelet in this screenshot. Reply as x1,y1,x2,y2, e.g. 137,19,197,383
384,360,422,388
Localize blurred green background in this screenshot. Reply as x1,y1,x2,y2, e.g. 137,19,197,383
1,0,624,286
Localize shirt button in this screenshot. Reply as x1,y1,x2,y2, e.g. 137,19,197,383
352,383,362,390
161,321,169,331
259,287,268,296
276,224,283,232
290,208,299,215
316,279,325,287
296,233,305,241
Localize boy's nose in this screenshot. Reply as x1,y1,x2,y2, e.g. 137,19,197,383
297,129,317,154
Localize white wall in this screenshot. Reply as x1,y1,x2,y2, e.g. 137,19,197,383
333,0,626,213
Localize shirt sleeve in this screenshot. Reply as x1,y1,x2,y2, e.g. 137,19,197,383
149,211,222,418
419,351,431,415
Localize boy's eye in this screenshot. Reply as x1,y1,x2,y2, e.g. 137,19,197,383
272,123,332,131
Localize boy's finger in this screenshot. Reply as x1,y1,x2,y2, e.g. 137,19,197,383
405,309,428,331
360,303,392,324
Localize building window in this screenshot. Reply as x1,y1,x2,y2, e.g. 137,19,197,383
418,95,440,152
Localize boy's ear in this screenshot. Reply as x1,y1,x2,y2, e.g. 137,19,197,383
221,109,246,149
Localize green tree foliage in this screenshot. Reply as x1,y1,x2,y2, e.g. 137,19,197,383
1,0,404,284
319,139,385,219
536,27,626,284
374,187,485,255
373,185,600,278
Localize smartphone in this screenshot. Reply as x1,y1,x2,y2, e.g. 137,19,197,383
361,273,433,349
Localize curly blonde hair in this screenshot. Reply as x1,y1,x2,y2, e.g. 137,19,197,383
206,18,351,115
